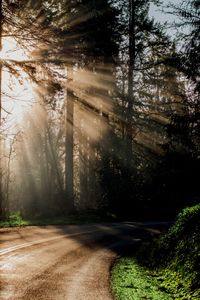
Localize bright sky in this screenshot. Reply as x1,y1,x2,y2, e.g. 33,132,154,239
149,0,184,36
0,37,27,61
1,37,35,132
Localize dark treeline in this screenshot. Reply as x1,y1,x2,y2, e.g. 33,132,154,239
0,0,199,220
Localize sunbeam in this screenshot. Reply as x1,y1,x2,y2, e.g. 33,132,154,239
1,37,35,131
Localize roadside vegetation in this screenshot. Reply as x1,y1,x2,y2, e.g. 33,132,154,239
0,211,113,228
111,204,200,300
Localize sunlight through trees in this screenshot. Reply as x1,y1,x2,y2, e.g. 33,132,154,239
0,0,199,220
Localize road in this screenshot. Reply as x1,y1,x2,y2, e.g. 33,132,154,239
0,222,164,300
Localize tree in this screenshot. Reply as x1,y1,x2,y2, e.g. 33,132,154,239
65,67,75,212
0,0,4,219
0,0,63,218
175,0,200,158
99,0,174,216
53,0,120,210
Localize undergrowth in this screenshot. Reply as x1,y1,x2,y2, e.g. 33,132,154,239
0,212,29,227
111,257,172,300
0,211,111,228
111,204,200,300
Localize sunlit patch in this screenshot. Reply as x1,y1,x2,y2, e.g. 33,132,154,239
1,254,31,270
2,69,35,131
76,107,107,144
1,37,35,131
0,37,28,61
0,37,117,215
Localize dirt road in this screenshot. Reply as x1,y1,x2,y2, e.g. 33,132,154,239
0,223,163,300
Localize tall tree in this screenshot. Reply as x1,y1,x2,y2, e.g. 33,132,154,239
55,0,120,210
65,67,75,212
0,0,3,219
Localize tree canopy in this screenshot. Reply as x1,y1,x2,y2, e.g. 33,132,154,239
0,0,199,220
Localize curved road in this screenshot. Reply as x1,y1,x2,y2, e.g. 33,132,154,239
0,223,163,300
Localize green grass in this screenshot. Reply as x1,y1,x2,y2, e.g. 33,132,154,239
0,211,110,228
111,204,200,300
111,257,172,300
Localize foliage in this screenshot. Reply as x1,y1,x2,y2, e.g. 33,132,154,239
111,204,200,300
0,211,114,228
0,212,29,227
172,0,200,93
143,204,200,291
146,153,200,218
111,257,172,300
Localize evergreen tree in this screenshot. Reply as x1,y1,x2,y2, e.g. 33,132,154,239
47,0,120,211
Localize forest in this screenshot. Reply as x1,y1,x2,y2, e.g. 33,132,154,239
0,0,199,222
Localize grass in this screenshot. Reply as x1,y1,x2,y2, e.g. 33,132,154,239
0,211,112,228
111,257,172,300
111,204,200,300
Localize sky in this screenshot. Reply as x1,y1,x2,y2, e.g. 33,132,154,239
149,0,184,37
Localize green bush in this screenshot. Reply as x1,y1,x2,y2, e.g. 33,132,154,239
111,204,200,300
0,211,29,227
139,204,200,296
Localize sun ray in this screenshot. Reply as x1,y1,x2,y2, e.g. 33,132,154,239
0,37,35,131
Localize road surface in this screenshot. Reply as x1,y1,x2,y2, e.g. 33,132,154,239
0,222,164,300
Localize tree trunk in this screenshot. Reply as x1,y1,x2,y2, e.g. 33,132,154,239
65,67,75,212
0,0,4,220
126,0,136,163
46,126,64,200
